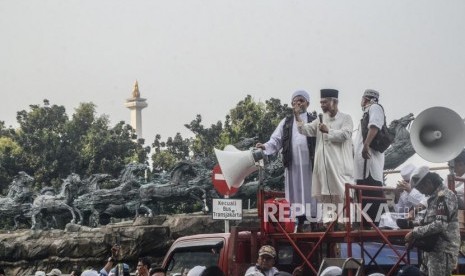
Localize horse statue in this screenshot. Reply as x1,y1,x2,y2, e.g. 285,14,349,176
384,113,415,170
78,173,113,195
73,163,151,227
140,160,212,214
30,173,83,230
117,162,148,184
0,172,34,229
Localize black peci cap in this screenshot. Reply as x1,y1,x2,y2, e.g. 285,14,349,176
320,89,339,98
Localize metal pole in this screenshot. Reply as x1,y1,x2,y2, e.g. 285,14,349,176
225,194,230,233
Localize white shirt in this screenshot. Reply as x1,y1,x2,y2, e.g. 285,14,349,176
244,265,279,276
354,104,385,182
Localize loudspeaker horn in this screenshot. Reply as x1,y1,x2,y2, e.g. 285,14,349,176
410,106,465,162
214,145,265,189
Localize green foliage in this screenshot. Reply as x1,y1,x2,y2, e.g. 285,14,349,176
185,115,223,157
15,103,71,187
223,95,291,144
0,101,149,193
152,133,190,172
0,137,23,193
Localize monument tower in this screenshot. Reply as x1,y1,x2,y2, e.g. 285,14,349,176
124,81,148,139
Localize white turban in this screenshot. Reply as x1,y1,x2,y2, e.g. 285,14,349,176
291,90,310,102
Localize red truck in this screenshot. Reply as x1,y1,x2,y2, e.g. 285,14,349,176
161,227,258,276
161,224,321,276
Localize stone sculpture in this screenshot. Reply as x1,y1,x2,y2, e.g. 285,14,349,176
30,173,82,230
73,163,151,227
384,113,415,170
0,172,34,229
140,160,211,215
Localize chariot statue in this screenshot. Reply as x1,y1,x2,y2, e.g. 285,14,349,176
0,172,34,229
73,163,151,226
30,173,82,230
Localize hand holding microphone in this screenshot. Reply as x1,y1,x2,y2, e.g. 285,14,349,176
318,113,329,133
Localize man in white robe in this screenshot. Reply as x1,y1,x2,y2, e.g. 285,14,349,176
354,89,387,226
296,89,354,224
256,90,317,232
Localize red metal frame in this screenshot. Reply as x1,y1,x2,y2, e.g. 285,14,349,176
253,171,465,276
257,184,414,276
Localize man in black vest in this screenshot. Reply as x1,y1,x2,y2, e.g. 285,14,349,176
354,89,387,227
256,90,317,232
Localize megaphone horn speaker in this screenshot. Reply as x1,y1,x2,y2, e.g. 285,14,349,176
410,106,465,163
214,145,264,189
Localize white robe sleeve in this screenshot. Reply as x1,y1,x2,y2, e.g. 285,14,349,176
327,113,354,143
297,118,318,137
263,118,286,155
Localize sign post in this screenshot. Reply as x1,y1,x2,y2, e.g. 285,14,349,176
212,165,241,233
212,198,242,233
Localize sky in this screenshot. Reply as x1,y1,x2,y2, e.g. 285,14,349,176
1,0,464,182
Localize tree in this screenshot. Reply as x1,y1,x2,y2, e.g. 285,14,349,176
218,95,290,150
8,101,150,190
185,115,223,157
151,133,190,172
80,119,149,177
258,97,292,141
0,137,23,193
15,103,71,187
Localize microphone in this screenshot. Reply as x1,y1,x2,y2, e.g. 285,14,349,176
318,113,323,123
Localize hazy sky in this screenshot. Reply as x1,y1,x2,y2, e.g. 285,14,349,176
1,0,464,175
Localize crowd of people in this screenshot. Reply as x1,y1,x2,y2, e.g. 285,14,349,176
17,244,225,276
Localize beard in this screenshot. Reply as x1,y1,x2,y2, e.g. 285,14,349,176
296,106,306,114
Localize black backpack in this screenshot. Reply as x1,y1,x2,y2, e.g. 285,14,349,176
361,104,394,153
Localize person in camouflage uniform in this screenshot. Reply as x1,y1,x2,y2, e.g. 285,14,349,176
405,166,460,275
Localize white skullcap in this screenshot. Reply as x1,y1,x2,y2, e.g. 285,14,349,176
291,90,310,102
411,166,430,188
80,270,99,276
400,164,416,181
320,266,343,276
186,266,206,276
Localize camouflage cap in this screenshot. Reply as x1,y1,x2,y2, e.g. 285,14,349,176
258,245,276,258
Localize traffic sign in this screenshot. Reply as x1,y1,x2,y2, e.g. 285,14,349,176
212,198,242,220
212,164,238,196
